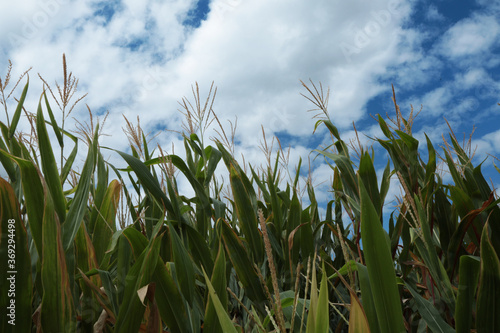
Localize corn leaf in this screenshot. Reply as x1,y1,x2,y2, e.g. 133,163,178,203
405,283,455,333
203,242,228,333
40,189,76,333
359,175,405,332
455,255,480,333
477,222,500,332
8,78,29,138
0,177,32,333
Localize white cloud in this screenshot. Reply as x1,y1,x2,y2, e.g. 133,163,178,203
3,0,498,211
436,13,500,59
425,5,444,22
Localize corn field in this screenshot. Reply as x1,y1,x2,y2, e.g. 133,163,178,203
1,59,500,332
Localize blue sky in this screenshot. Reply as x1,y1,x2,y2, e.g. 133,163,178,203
0,0,499,215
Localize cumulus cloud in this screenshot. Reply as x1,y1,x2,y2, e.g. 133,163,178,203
436,13,500,60
1,0,499,209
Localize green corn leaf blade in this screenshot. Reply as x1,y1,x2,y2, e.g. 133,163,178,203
165,175,183,224
379,159,392,206
43,91,64,147
268,172,284,234
250,165,271,203
404,283,455,333
115,231,132,304
89,151,110,230
314,149,358,201
152,258,191,333
91,179,120,265
168,221,196,307
444,151,467,193
229,164,264,262
0,153,44,255
423,134,436,186
114,228,163,332
114,150,177,218
60,135,78,184
204,242,228,333
220,219,267,307
413,196,456,311
0,135,17,182
0,177,32,333
306,257,318,333
203,145,222,187
359,175,405,332
98,269,120,317
287,190,302,270
77,268,115,322
202,266,238,333
315,263,330,333
477,222,500,333
122,227,191,332
36,97,66,222
184,223,214,277
74,223,101,329
455,255,480,333
40,190,76,333
377,115,393,138
356,263,380,333
165,154,211,212
300,210,315,261
8,77,29,138
62,132,97,251
359,151,382,219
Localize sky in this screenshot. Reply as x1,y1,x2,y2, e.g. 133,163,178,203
1,0,499,219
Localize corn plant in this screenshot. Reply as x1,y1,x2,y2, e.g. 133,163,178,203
0,58,499,333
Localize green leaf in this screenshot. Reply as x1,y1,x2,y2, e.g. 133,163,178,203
36,96,66,222
359,175,405,332
228,164,264,262
359,151,381,219
0,177,32,333
43,92,64,147
90,179,120,264
8,77,29,138
114,150,176,218
220,219,267,308
204,242,228,333
455,255,480,333
306,257,318,333
477,222,500,332
62,131,97,251
0,153,44,255
114,226,163,332
123,227,191,332
40,189,76,333
202,266,238,333
315,263,330,333
168,221,196,306
356,263,380,333
405,283,455,333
